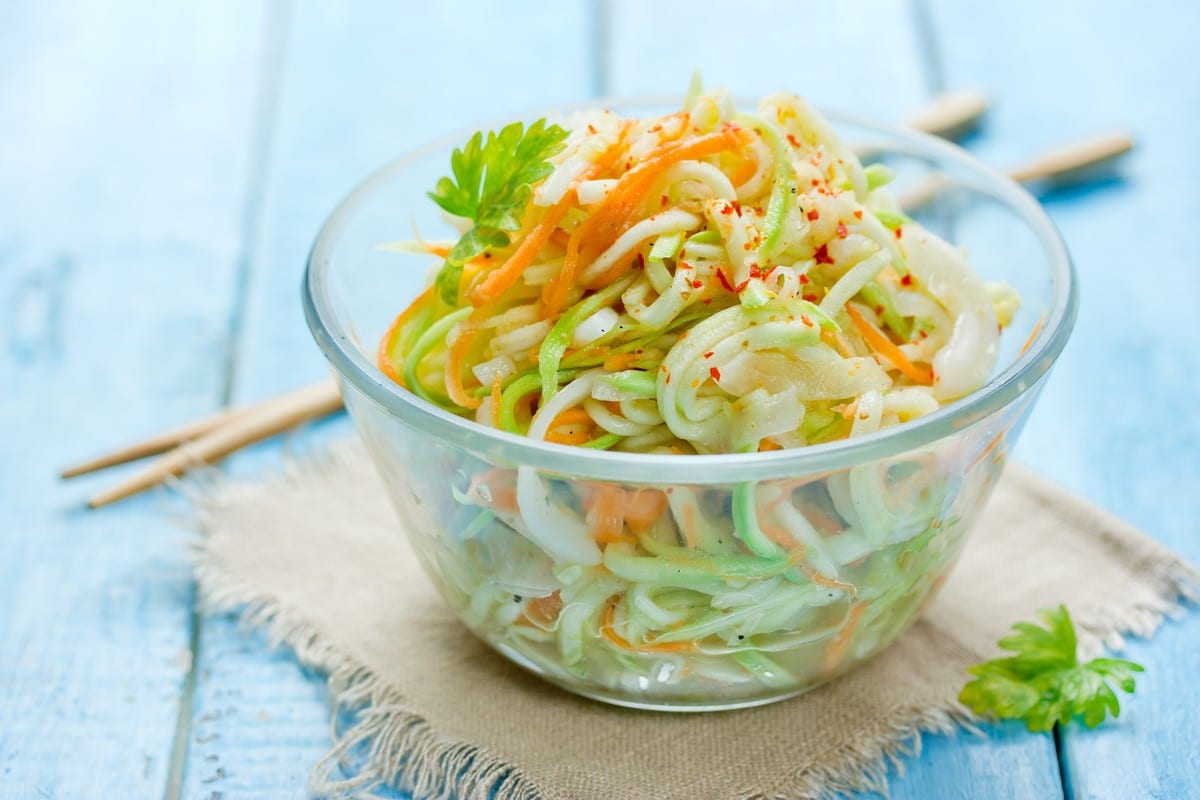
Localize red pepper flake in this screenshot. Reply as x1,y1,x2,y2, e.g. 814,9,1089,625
692,279,704,289
810,179,820,187
703,297,713,305
648,123,662,133
806,209,820,221
587,123,597,134
716,269,735,292
786,133,800,147
799,273,809,284
635,252,645,269
742,241,752,251
709,366,722,382
660,193,669,208
801,314,813,327
734,279,751,293
748,263,763,279
900,274,913,287
703,351,714,359
853,209,863,220
919,330,928,339
895,226,904,240
875,305,884,315
720,201,734,216
836,222,848,239
802,292,820,302
730,200,743,215
814,244,833,265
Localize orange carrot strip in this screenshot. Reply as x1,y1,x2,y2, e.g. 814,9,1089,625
444,324,482,409
377,284,436,385
1020,314,1045,355
549,408,592,428
822,601,869,675
585,484,626,540
624,489,668,534
524,591,563,626
490,374,503,428
543,127,746,313
845,304,933,385
545,428,593,445
729,156,758,187
468,191,578,307
601,599,697,654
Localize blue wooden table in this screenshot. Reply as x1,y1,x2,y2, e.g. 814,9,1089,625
2,2,1197,797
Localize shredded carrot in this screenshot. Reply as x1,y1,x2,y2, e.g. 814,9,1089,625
548,227,572,250
845,304,933,384
468,191,577,307
729,155,758,187
968,432,1005,473
545,428,593,445
467,468,518,512
601,598,697,654
624,489,668,534
544,127,747,313
524,591,563,626
1020,313,1045,355
758,438,784,452
489,374,502,428
805,506,845,535
377,285,436,385
822,601,869,675
797,563,856,593
444,324,482,409
602,351,639,371
549,408,592,428
584,484,626,540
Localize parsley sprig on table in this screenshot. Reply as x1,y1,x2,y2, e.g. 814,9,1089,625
960,605,1143,732
428,119,569,304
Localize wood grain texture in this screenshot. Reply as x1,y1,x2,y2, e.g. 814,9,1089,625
927,1,1200,798
610,3,1063,798
181,2,596,796
0,1,264,797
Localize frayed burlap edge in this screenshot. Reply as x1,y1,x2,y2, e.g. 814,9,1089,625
187,444,1199,800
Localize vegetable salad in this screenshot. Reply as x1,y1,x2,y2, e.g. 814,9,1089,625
373,83,1020,704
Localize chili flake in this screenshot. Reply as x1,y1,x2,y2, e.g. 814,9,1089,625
895,226,904,239
709,366,722,382
716,269,735,292
807,209,820,221
814,244,833,265
703,351,714,359
853,209,863,220
900,274,913,287
836,222,848,239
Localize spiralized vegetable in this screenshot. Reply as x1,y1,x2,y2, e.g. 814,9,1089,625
377,86,1019,704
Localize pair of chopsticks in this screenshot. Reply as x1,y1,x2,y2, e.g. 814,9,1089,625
64,90,1133,509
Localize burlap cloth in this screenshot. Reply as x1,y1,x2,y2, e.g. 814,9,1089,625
193,441,1196,800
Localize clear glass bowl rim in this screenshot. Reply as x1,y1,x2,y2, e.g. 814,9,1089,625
304,95,1078,484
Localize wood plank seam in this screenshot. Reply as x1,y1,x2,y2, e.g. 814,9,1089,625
161,2,296,798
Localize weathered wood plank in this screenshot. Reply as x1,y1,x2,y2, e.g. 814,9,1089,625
0,2,266,797
927,1,1200,798
609,3,1066,798
181,2,596,796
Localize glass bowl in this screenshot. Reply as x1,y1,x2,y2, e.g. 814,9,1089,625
303,98,1077,711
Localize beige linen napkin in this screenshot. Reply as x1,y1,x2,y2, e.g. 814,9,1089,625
193,441,1196,800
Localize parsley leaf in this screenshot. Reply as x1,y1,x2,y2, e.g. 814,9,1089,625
959,604,1143,732
428,119,568,304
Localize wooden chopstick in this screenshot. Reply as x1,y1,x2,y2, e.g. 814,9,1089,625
85,379,342,508
904,89,989,139
899,130,1134,208
69,92,1132,509
61,404,253,478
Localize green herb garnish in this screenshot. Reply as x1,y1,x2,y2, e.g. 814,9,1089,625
960,604,1143,732
428,119,569,304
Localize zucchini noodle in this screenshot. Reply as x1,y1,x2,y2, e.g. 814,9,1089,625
377,84,1019,704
